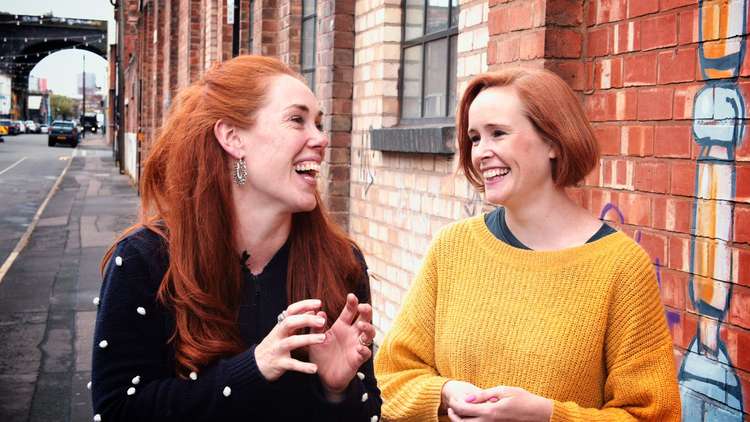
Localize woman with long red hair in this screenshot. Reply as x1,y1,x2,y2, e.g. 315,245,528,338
91,55,381,421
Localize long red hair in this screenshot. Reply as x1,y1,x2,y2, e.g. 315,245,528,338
102,55,363,376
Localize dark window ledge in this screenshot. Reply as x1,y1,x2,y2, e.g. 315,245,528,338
370,125,455,155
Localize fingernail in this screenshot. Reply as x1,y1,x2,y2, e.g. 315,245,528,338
465,395,475,402
489,397,498,402
317,317,325,324
317,334,326,342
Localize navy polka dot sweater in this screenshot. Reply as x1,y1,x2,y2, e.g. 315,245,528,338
91,228,382,421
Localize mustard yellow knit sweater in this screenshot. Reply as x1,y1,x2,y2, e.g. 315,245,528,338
375,215,681,421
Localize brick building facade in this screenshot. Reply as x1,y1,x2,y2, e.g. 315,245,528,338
113,0,749,419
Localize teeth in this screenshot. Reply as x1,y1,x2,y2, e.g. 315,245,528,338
482,168,510,179
294,162,321,173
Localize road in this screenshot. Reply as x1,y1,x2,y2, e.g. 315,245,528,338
0,133,140,422
0,133,74,267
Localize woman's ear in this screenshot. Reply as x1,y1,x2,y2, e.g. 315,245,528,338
214,119,244,160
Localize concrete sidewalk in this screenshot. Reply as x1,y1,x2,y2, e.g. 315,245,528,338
0,134,140,422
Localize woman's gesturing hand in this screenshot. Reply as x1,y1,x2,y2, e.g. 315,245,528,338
309,293,376,395
446,386,553,422
254,299,328,381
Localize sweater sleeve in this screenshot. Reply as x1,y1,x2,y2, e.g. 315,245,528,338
91,237,271,422
551,247,681,421
374,238,450,421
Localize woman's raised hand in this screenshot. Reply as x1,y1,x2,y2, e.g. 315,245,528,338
309,293,376,395
254,299,328,381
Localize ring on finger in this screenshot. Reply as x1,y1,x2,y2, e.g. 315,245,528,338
358,332,373,347
277,310,288,325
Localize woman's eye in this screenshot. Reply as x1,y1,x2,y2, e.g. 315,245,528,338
469,136,480,145
315,122,324,131
493,130,505,137
290,116,304,124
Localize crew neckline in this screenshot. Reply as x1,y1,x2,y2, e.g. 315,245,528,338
467,214,630,270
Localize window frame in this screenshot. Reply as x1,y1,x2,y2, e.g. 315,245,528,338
300,0,317,90
398,0,459,126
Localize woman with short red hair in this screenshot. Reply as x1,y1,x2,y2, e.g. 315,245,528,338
91,56,381,421
375,68,680,421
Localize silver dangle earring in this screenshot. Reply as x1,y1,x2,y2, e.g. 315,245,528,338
233,157,247,185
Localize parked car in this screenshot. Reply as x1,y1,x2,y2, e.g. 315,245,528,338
14,121,25,134
25,120,39,133
0,122,6,141
0,119,13,136
48,120,80,147
40,124,49,134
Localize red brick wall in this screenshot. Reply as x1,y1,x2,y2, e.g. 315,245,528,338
490,0,750,417
278,0,302,70
177,0,204,89
317,0,355,229
238,0,253,55
140,2,155,160
260,0,279,56
154,0,165,132
589,2,747,417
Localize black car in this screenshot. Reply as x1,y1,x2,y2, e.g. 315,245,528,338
48,120,80,147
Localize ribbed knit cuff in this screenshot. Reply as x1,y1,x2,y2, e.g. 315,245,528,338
422,377,451,419
224,345,271,391
384,376,450,421
550,400,577,422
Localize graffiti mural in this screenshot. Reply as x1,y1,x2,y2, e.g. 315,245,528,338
678,0,746,420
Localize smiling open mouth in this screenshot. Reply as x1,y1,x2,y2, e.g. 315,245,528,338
482,167,510,182
294,161,321,178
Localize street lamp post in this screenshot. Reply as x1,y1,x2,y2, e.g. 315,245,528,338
82,55,86,139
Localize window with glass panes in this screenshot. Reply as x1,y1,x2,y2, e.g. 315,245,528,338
301,0,317,89
400,0,458,120
248,0,254,53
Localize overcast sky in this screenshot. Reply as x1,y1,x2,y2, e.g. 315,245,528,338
1,0,116,98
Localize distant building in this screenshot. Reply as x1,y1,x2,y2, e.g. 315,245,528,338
27,76,50,123
0,73,10,117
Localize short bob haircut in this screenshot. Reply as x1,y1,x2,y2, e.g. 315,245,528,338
456,68,599,190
